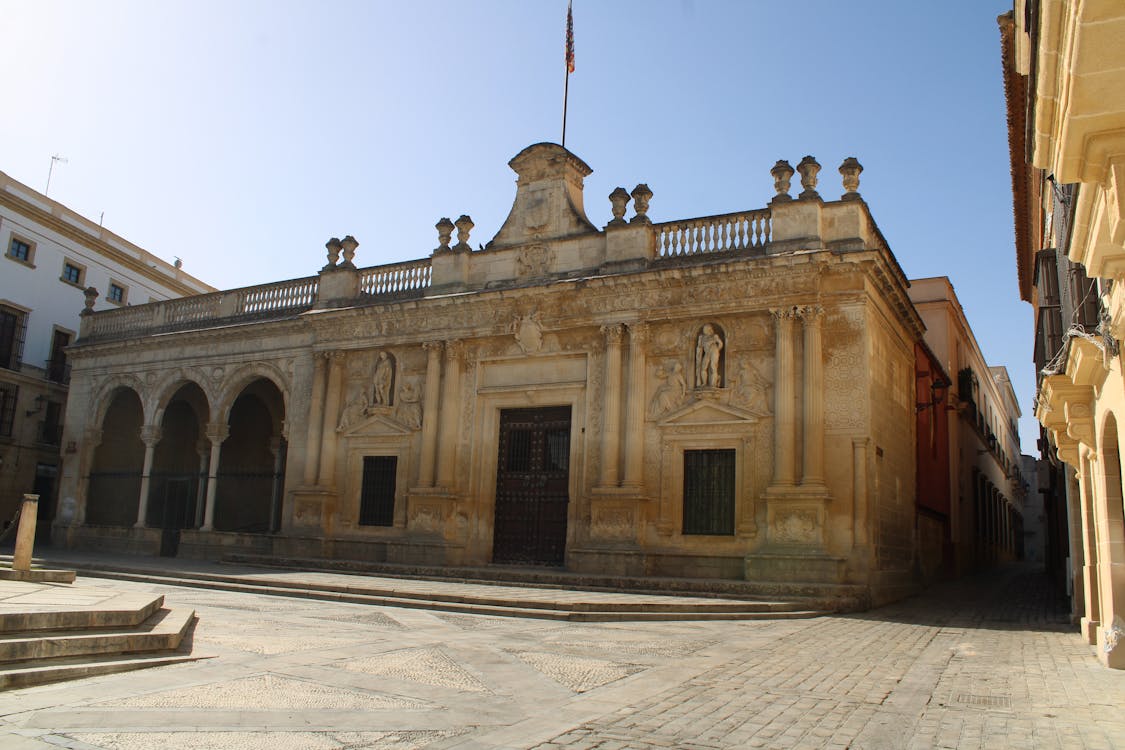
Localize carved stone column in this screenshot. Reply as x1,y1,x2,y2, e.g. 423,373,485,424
316,352,346,486
200,422,230,531
1079,446,1102,643
194,440,209,528
770,308,797,487
302,353,328,485
134,425,162,529
417,341,443,488
623,323,647,488
852,437,869,546
75,428,104,526
436,340,463,490
800,306,826,486
600,324,626,487
268,436,284,533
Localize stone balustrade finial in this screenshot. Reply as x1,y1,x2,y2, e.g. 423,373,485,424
80,286,99,316
324,237,342,270
630,184,652,224
839,157,863,201
434,217,455,253
608,187,630,227
453,215,474,252
339,235,358,269
770,160,794,203
797,156,821,200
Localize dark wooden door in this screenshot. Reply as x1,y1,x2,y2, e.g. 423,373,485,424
492,406,571,565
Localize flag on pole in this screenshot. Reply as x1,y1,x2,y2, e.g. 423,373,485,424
565,1,575,74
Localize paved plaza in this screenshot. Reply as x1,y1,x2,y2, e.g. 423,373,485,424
1,562,1123,749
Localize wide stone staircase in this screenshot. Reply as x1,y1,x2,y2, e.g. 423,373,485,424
0,581,202,690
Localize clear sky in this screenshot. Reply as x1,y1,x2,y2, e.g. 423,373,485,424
2,1,1033,446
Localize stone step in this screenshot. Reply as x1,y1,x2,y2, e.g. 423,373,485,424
223,553,870,611
0,651,208,691
0,592,164,634
0,607,195,663
60,567,829,622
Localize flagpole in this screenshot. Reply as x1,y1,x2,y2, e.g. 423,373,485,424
562,0,573,149
562,67,570,148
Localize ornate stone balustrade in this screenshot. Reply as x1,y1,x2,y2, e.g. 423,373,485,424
360,258,432,296
654,209,771,258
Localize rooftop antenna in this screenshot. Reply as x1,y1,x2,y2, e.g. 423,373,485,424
45,154,68,196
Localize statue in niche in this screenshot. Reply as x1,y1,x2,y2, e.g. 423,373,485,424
395,379,423,429
649,360,688,418
695,324,724,388
370,351,395,407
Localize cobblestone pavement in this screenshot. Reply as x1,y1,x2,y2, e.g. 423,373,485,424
2,563,1123,749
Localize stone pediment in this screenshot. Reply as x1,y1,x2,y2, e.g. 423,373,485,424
340,409,413,437
658,398,760,427
489,143,598,249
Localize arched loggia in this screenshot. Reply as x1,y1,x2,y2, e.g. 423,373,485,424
147,382,209,554
213,378,287,533
86,388,144,526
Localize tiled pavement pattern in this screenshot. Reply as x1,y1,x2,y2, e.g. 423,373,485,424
1,563,1123,749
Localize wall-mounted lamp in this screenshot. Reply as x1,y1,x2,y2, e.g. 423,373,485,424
915,378,951,413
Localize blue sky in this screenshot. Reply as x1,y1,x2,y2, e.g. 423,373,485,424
2,1,1031,445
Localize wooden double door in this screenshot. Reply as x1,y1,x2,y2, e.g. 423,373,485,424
492,406,572,565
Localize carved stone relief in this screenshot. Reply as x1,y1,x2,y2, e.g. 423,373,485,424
649,360,688,419
512,312,544,353
394,378,423,430
731,356,772,415
592,507,634,540
516,244,555,279
772,508,819,545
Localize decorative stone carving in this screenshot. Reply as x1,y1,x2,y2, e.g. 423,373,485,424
839,157,863,201
772,508,818,544
453,215,474,253
630,184,653,224
695,324,725,388
650,360,688,418
323,237,342,270
434,217,455,253
512,312,544,353
339,235,358,269
516,244,555,278
608,187,630,226
797,156,821,200
770,160,794,203
394,378,423,429
592,507,634,540
732,357,771,415
336,390,368,432
81,286,99,315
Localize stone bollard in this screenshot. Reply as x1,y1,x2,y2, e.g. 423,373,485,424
12,494,39,572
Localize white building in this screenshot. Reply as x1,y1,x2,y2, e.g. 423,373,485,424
0,169,214,539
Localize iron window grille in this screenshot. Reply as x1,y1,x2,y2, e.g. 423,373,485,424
682,448,736,535
0,384,17,437
0,306,27,371
359,455,397,526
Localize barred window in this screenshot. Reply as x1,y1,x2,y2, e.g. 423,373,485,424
683,449,735,535
0,384,17,437
0,306,27,371
359,456,397,526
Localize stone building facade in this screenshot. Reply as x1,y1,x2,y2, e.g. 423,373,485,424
1001,1,1125,668
55,144,924,604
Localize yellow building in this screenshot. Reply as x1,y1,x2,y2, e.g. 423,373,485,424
1001,1,1125,668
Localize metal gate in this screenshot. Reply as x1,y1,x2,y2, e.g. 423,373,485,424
492,406,571,565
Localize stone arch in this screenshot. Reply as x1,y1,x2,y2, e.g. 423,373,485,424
147,381,211,538
149,370,217,428
89,375,148,432
86,386,145,526
213,377,288,533
214,362,289,427
1098,411,1125,659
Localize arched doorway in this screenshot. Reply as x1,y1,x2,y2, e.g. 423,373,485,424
214,378,286,533
149,382,208,555
86,388,144,526
1100,413,1125,667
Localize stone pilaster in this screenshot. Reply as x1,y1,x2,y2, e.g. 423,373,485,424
1079,445,1102,644
417,341,443,488
134,425,162,528
436,340,463,490
800,305,826,487
302,353,328,485
200,422,230,531
600,323,626,487
770,308,797,487
316,352,345,486
623,323,647,489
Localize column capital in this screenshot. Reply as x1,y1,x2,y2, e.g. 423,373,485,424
769,306,798,321
602,322,627,343
139,425,163,447
443,339,463,361
205,423,231,444
628,321,649,344
797,304,826,323
422,340,444,354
